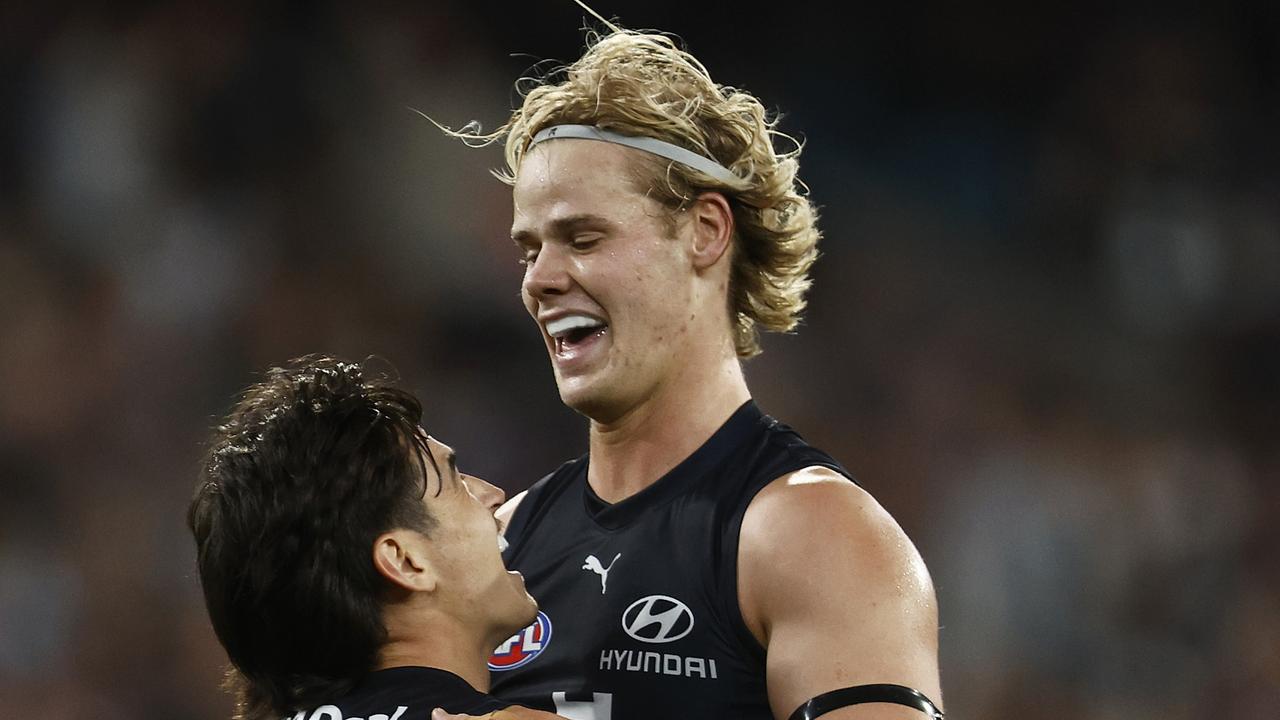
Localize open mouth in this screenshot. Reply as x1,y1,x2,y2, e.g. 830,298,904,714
546,314,608,355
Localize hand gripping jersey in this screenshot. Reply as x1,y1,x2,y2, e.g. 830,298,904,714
289,667,509,720
490,401,853,719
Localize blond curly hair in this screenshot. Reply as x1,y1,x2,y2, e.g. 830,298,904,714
457,29,820,357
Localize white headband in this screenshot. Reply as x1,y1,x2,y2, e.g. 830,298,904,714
527,124,740,185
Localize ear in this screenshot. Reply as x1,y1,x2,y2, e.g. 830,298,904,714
372,530,437,593
688,192,734,272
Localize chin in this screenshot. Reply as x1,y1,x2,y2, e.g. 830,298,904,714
519,594,539,625
483,594,535,650
495,594,539,643
557,379,629,424
557,383,604,417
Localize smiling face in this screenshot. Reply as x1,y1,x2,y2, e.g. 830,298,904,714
417,436,536,644
512,140,702,423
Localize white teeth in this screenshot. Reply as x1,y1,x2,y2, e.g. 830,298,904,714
497,535,509,552
545,314,605,339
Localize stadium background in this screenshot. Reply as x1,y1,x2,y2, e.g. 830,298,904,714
1,1,1277,718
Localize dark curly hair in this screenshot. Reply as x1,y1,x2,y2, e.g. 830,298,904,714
188,356,439,720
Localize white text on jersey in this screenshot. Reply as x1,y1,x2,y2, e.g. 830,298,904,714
598,649,719,679
284,704,407,720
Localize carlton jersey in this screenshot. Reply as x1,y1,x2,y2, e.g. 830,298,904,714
489,401,854,719
288,666,509,720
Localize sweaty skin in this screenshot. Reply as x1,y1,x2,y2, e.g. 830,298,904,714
495,141,942,720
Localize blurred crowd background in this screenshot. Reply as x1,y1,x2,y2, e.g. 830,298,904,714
1,1,1277,718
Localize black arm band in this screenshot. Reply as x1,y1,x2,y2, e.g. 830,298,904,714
788,684,944,720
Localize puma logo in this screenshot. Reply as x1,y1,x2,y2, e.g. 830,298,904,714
582,553,622,594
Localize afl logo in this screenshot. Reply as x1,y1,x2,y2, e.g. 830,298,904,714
488,611,552,671
622,595,694,644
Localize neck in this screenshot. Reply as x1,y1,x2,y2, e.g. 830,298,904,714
587,340,750,503
376,609,497,693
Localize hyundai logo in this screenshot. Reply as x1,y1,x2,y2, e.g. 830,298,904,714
621,595,694,644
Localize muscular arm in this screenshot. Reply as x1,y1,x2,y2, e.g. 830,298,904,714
739,467,942,720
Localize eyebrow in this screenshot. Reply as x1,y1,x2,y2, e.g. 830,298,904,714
511,213,612,244
446,450,459,483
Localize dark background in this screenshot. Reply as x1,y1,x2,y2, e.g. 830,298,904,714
1,1,1277,718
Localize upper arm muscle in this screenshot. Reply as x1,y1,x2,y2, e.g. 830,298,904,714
738,468,942,719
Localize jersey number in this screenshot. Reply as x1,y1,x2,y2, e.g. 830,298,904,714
552,691,613,720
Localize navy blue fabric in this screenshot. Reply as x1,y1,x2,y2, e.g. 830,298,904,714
491,401,854,719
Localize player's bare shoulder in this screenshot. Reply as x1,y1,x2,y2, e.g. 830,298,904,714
739,466,937,635
737,465,942,716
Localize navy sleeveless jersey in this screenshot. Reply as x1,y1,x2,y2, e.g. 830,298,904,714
489,401,854,719
288,666,509,720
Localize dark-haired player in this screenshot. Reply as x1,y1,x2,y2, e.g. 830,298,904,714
189,357,560,720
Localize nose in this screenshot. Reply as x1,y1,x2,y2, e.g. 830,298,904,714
462,475,507,513
521,242,572,302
